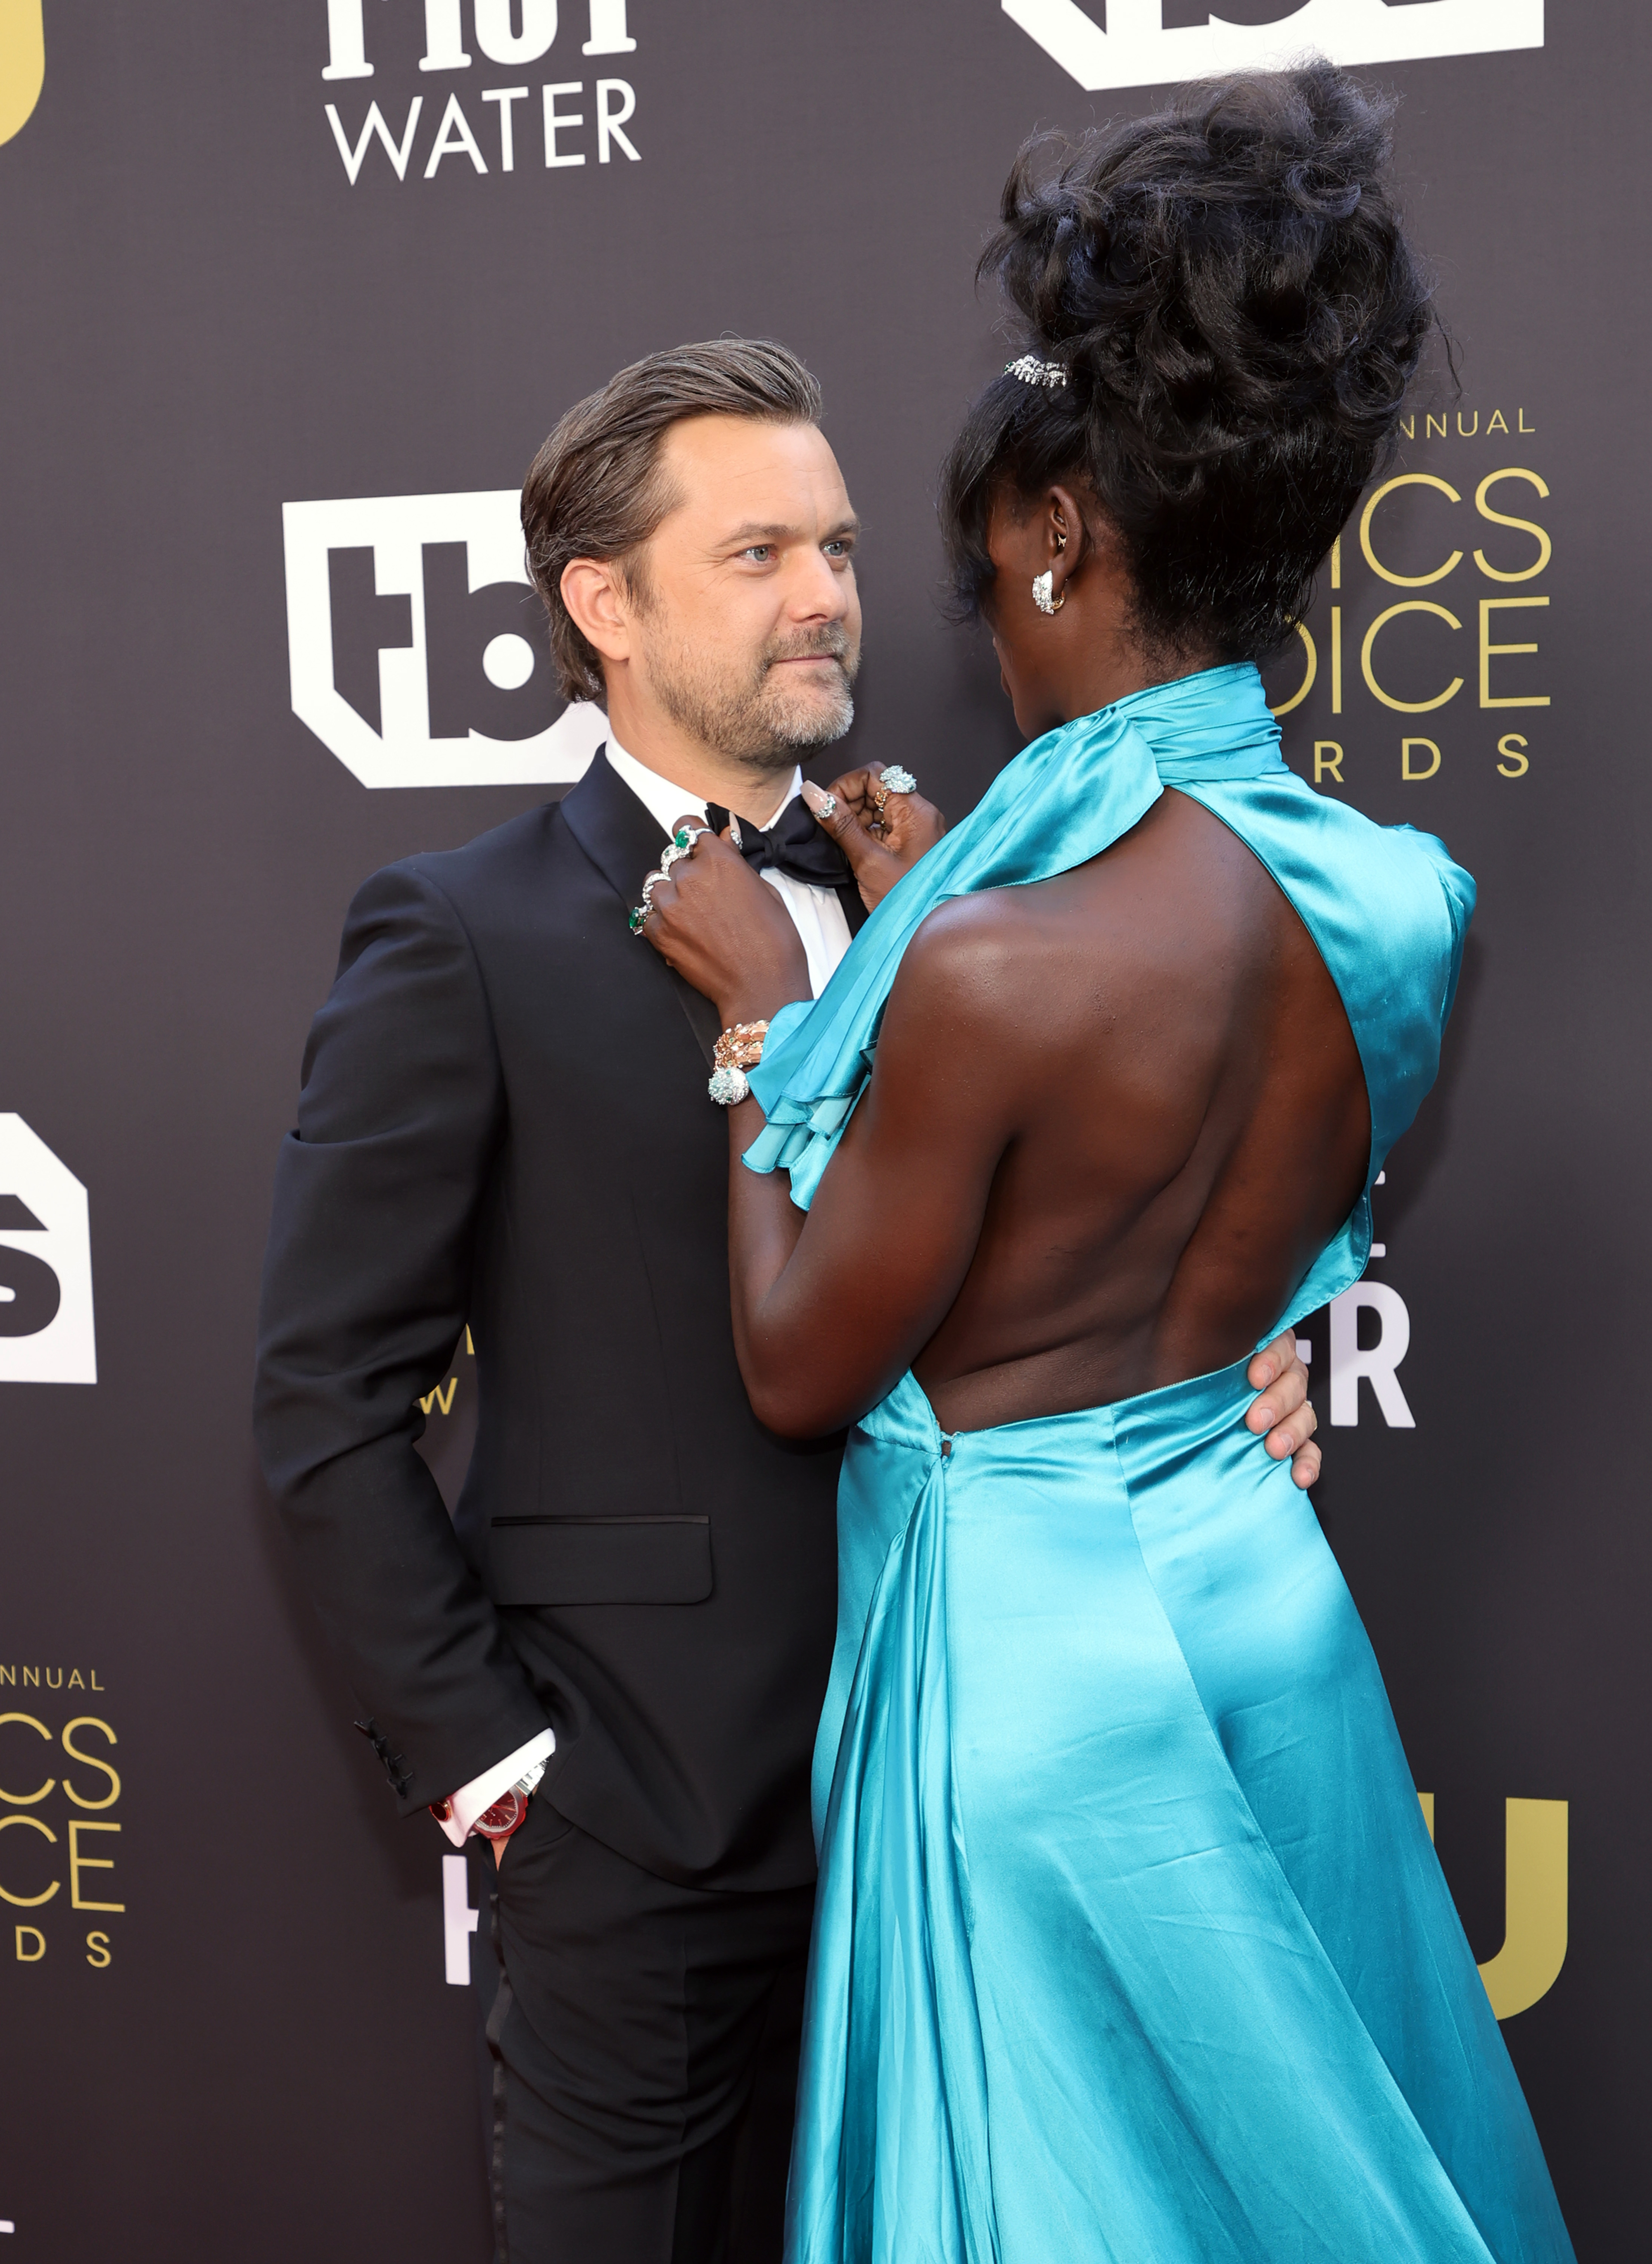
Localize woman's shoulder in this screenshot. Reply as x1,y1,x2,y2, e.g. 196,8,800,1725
1193,769,1474,945
883,886,1044,1031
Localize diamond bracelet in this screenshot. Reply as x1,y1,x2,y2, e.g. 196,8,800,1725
709,1019,769,1107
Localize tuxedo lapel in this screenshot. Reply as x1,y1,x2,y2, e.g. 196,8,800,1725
559,748,723,1067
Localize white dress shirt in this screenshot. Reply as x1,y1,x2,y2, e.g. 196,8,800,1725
604,736,854,998
437,734,854,1846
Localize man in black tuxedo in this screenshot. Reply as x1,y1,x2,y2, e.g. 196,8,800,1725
254,339,1321,2264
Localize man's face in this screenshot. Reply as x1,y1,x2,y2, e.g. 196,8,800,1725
624,415,862,774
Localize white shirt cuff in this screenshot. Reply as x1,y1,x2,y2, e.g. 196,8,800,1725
437,1727,556,1848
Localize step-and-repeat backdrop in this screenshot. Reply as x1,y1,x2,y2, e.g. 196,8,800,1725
1,4,1642,2257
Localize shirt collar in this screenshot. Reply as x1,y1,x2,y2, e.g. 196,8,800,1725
603,732,801,840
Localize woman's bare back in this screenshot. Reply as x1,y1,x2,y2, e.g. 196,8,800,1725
911,789,1370,1432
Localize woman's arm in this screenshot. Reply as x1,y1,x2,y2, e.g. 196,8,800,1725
727,907,1020,1435
645,836,1016,1435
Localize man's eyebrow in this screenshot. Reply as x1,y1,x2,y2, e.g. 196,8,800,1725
718,515,862,546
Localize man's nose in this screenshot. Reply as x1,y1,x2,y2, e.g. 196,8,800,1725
783,547,851,621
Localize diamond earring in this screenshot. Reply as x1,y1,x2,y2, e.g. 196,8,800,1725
1032,570,1064,616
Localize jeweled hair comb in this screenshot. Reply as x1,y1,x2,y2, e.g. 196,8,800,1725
1004,355,1068,389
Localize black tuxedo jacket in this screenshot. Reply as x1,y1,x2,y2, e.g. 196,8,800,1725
254,751,860,1889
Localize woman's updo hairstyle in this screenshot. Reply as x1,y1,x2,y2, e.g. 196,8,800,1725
941,62,1435,664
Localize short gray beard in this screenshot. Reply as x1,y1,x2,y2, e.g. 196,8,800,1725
646,625,859,780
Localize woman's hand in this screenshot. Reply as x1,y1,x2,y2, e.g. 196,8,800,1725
802,765,947,910
642,820,811,1025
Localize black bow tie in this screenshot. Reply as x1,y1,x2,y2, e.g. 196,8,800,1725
704,793,852,891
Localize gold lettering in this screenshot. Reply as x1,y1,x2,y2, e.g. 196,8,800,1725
0,1668,13,1687
1496,733,1531,779
44,1669,61,1689
1361,602,1464,713
1401,738,1442,782
0,1815,59,1907
1359,474,1463,588
1478,1800,1568,2019
1398,416,1415,441
1427,413,1446,439
0,1713,55,1805
1486,410,1509,435
91,1672,104,1691
1519,409,1535,433
85,1930,112,1969
1329,533,1342,592
23,1668,38,1688
1330,605,1343,714
1313,741,1344,785
464,1326,475,1356
0,3,45,151
1457,411,1479,438
1479,597,1550,709
1473,470,1552,584
68,1820,124,1913
1416,1794,1568,2019
419,1375,460,1418
15,1925,45,1962
67,1670,83,1689
61,1719,120,1812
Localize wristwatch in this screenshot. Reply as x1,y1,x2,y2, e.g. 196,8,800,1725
430,1756,547,1845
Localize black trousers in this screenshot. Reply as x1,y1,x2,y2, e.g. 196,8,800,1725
468,1799,816,2264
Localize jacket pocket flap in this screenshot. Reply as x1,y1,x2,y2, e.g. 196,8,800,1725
487,1515,712,1606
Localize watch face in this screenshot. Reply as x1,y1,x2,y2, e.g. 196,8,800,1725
474,1789,525,1839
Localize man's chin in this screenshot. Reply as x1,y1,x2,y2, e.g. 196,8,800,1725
762,691,855,753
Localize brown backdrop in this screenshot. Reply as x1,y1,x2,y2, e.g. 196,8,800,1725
0,4,1643,2255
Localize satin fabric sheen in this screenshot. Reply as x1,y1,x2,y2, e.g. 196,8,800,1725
749,667,1574,2262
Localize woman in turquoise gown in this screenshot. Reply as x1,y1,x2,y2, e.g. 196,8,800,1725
641,64,1574,2264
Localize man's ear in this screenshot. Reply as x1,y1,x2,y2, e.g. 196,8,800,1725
561,556,633,666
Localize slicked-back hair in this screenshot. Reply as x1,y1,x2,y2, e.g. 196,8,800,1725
940,64,1436,665
522,339,824,703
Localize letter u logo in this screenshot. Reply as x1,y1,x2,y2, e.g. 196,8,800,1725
1419,1794,1569,2019
0,0,43,147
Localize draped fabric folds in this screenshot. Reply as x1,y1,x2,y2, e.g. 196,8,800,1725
761,668,1574,2263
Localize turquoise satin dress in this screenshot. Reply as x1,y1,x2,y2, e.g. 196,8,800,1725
746,666,1574,2264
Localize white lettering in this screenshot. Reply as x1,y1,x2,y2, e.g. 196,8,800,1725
596,78,638,162
1329,1282,1415,1428
442,1855,479,1986
1002,0,1542,95
583,0,637,55
322,0,373,81
482,85,530,171
420,0,472,71
424,92,488,176
325,97,425,185
543,81,585,166
0,1119,97,1386
476,0,560,66
281,487,608,788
